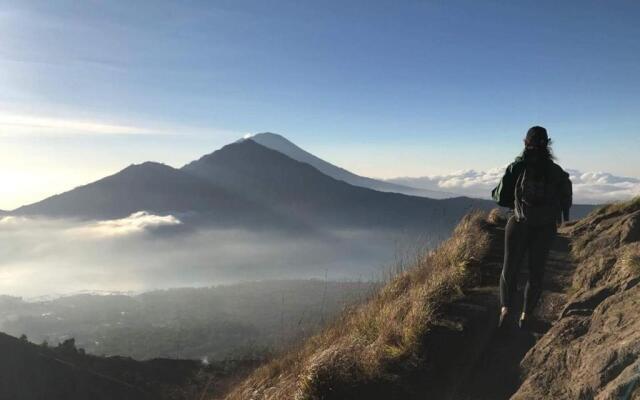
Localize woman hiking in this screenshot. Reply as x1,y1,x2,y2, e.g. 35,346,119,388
492,126,572,329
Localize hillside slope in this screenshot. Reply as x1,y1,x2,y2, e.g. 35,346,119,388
0,332,206,400
223,198,640,400
0,333,148,400
224,211,497,399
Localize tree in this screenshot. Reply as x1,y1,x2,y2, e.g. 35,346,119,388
59,338,77,354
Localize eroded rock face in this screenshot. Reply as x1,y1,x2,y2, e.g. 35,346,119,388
620,211,640,245
513,203,640,400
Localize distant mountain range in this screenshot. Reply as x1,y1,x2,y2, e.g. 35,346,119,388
10,133,594,230
13,136,497,234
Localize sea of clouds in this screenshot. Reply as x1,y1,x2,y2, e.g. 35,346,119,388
390,168,640,204
0,212,405,298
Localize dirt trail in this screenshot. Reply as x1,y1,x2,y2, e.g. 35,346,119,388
446,224,577,400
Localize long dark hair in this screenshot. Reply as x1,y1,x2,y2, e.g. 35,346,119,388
523,126,555,161
523,139,555,161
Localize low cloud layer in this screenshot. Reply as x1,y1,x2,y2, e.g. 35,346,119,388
390,168,640,204
70,211,182,237
0,213,405,298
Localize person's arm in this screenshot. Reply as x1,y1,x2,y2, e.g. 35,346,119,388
492,163,518,209
561,170,572,222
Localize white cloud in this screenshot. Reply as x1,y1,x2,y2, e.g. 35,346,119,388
0,112,158,136
389,168,640,204
0,212,181,238
0,216,23,225
70,211,182,237
566,170,640,204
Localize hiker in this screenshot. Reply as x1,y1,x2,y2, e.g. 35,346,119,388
491,126,572,329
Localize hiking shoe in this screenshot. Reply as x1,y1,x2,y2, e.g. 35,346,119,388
498,310,508,329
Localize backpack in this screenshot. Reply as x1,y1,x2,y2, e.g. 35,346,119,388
492,158,572,224
518,166,549,206
514,163,557,224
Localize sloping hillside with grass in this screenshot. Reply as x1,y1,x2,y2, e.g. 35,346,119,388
224,211,499,399
223,197,640,400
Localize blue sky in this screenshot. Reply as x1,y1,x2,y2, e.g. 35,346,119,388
1,0,639,209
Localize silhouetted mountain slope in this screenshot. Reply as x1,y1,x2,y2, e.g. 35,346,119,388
182,139,492,230
0,332,150,400
0,331,230,400
13,162,210,218
246,132,453,198
12,162,283,226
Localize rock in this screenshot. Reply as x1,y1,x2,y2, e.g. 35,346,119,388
513,202,640,399
620,211,640,245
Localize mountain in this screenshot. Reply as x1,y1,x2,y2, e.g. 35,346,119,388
245,132,454,198
12,161,286,226
11,136,593,228
182,139,491,230
11,138,494,233
14,162,223,219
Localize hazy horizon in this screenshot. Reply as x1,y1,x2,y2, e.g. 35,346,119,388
2,1,639,209
2,132,638,210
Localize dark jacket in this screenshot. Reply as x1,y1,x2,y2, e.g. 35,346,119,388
492,155,572,224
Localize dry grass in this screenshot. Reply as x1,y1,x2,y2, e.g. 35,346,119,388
223,211,493,400
620,247,640,275
486,208,507,226
600,196,640,216
570,230,598,260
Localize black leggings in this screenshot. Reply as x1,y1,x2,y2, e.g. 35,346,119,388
500,216,556,314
